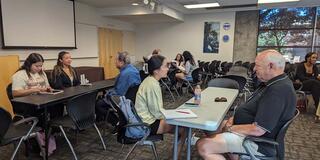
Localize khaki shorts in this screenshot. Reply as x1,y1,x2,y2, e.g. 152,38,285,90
221,132,264,156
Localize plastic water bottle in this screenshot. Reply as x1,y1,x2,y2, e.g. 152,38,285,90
194,85,201,105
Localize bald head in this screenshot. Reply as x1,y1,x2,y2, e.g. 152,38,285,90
254,49,285,82
257,49,285,70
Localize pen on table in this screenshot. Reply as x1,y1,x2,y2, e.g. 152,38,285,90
185,102,198,105
176,111,190,114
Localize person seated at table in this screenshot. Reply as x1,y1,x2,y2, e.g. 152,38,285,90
196,49,296,160
96,51,141,126
51,51,80,89
175,51,196,81
11,52,57,156
12,53,52,98
172,53,185,72
295,52,320,122
11,53,63,123
134,55,186,156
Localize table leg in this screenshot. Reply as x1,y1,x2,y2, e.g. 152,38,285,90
44,107,49,160
173,125,179,160
187,127,192,160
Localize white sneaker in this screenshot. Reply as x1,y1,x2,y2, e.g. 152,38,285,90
185,134,200,146
190,136,200,145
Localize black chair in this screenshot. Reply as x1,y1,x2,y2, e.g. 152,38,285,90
160,69,180,101
139,70,149,81
0,107,39,160
222,75,249,101
240,109,300,160
201,62,212,84
207,78,239,90
242,61,250,69
180,68,202,93
6,83,13,100
124,85,140,104
234,60,243,66
6,83,24,120
50,91,106,160
109,95,163,160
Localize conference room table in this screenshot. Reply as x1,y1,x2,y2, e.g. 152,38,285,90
11,79,115,160
166,87,238,160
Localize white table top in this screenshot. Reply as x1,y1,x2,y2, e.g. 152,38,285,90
166,87,238,131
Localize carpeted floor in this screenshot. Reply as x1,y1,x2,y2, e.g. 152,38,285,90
1,89,319,160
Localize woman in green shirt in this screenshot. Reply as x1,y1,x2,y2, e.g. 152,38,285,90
135,55,186,156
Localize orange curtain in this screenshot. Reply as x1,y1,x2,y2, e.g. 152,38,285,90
0,55,20,116
98,27,123,79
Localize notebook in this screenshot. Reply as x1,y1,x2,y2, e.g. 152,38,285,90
162,109,197,119
39,89,64,95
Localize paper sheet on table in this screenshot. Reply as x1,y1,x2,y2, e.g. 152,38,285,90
162,109,197,119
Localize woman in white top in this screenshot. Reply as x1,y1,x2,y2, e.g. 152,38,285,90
11,53,63,125
12,53,52,97
175,51,197,81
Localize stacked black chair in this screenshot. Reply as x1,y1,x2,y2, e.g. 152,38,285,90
0,107,39,160
201,62,212,84
234,60,243,66
50,91,106,160
240,109,300,160
242,61,250,69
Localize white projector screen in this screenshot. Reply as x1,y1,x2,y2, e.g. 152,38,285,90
0,0,76,49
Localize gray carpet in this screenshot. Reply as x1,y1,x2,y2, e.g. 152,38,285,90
1,90,319,160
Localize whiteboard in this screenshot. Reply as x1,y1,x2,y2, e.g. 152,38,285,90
0,0,76,48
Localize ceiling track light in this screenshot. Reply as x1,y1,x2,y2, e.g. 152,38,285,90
142,0,158,11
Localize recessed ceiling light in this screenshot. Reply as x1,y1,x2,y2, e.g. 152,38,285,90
132,3,139,6
258,0,300,4
184,3,220,9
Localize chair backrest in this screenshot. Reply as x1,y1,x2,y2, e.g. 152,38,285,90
276,109,299,160
191,68,202,84
208,61,216,74
66,91,97,130
222,75,247,92
234,60,243,66
0,107,12,141
6,83,13,100
139,70,149,81
203,62,210,72
125,84,140,104
207,78,239,90
167,69,178,86
242,61,250,69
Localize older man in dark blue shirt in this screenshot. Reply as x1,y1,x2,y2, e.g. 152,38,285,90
96,51,141,126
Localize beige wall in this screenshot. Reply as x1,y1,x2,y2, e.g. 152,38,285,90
135,12,236,63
